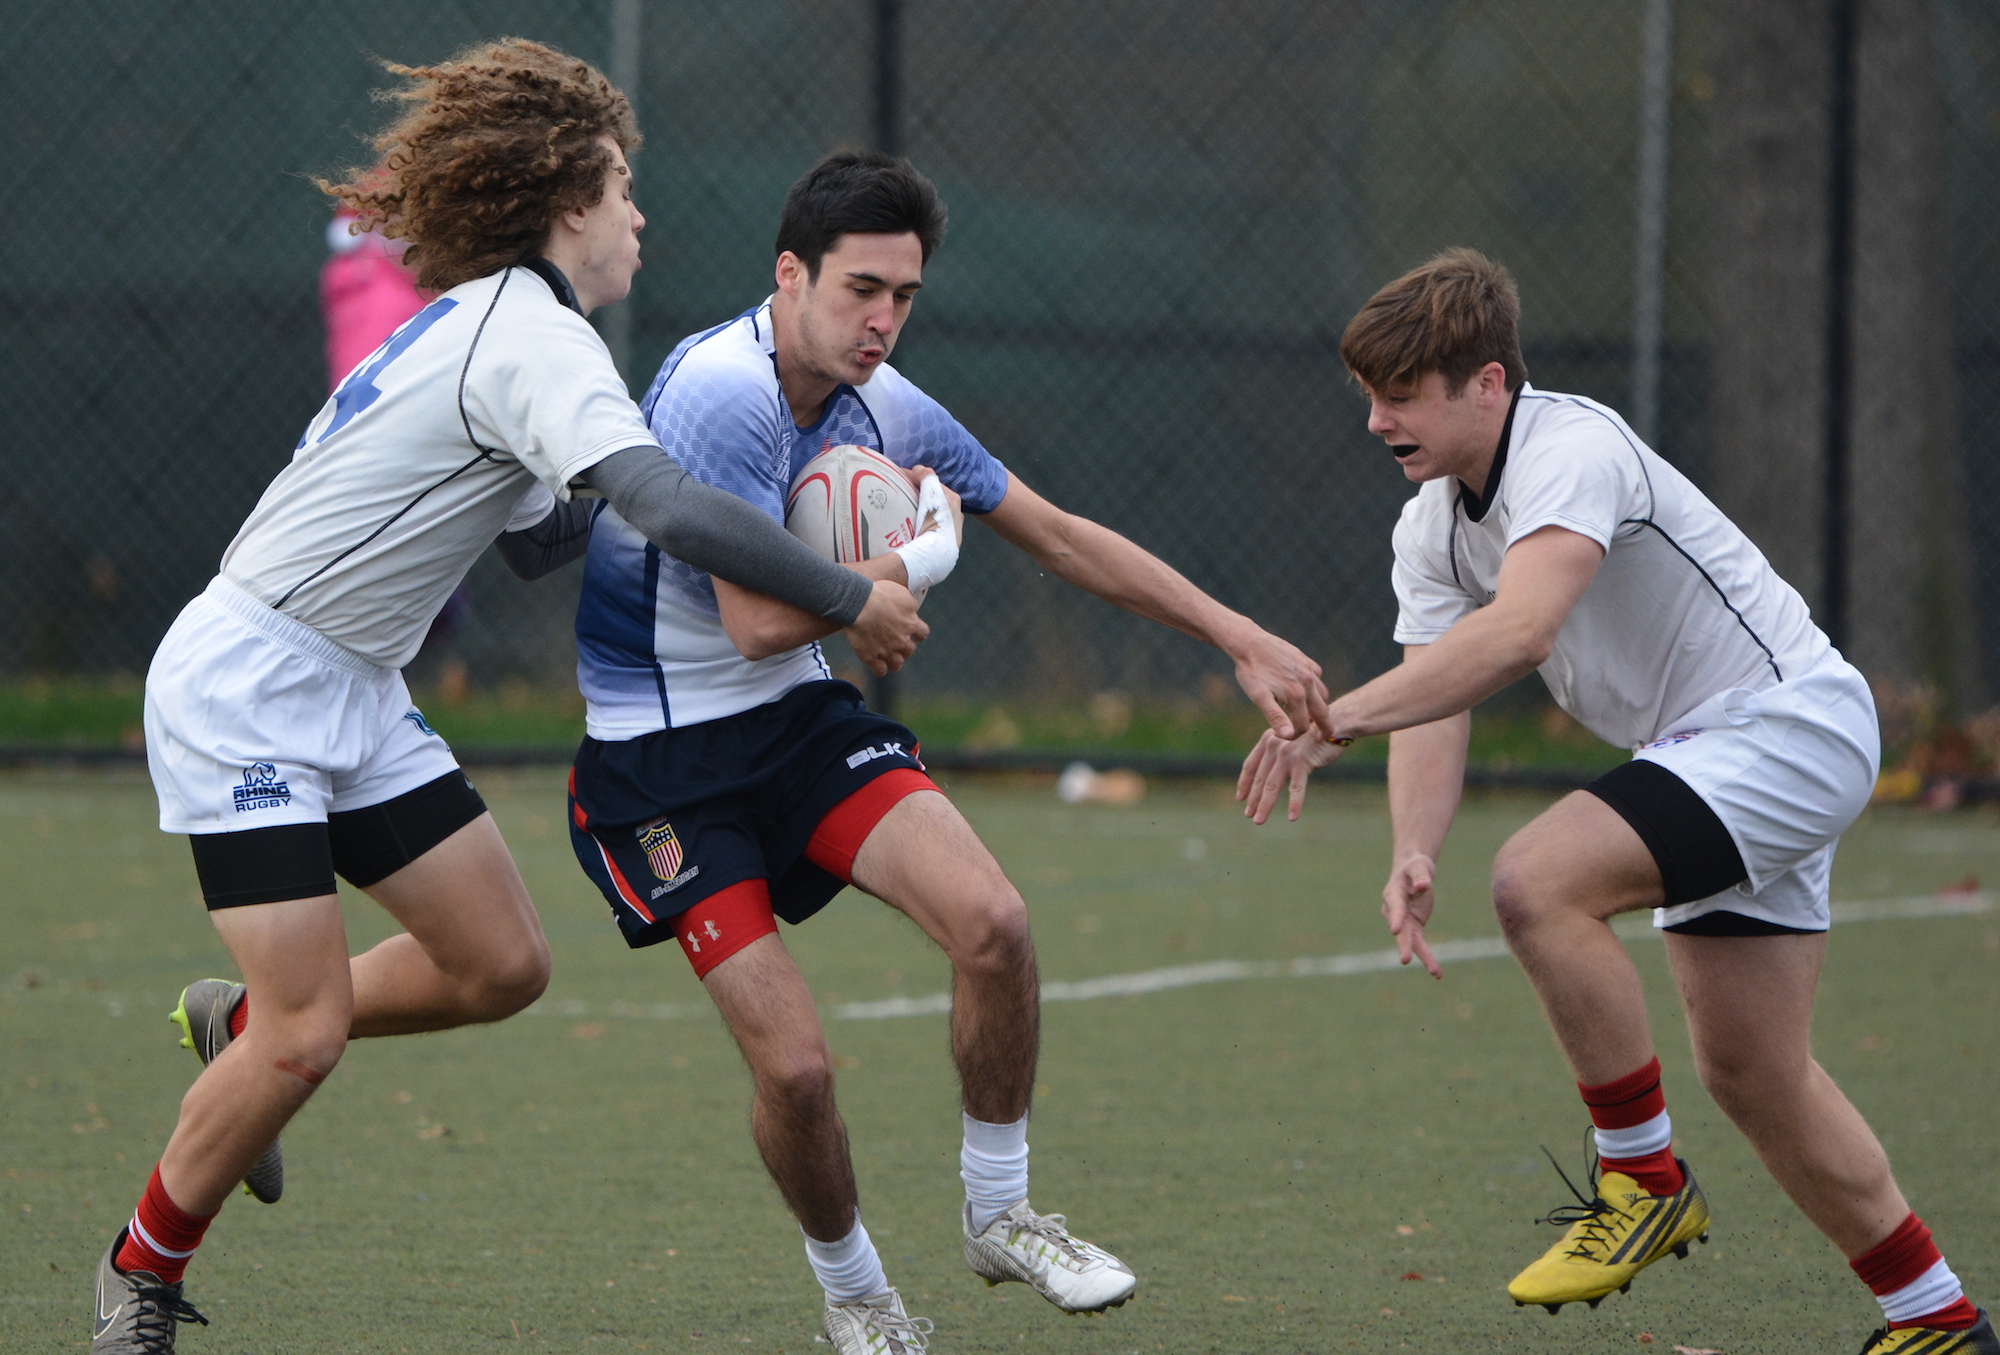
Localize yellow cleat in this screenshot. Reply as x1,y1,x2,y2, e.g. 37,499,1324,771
1507,1157,1709,1313
1859,1309,1999,1354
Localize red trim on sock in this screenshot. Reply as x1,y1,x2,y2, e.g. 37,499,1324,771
1578,1056,1667,1130
805,768,939,882
676,879,779,979
227,994,248,1041
1599,1146,1684,1197
116,1165,215,1284
1854,1214,1942,1295
1891,1296,1980,1332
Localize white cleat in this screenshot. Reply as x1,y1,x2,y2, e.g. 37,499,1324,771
822,1288,933,1355
963,1200,1136,1314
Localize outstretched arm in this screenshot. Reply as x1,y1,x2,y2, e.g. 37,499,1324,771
1237,526,1600,825
981,471,1332,739
1323,524,1605,742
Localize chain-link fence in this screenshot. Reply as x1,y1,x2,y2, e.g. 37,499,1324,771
3,0,1996,718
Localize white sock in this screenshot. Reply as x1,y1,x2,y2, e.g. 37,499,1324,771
1878,1258,1965,1325
960,1111,1030,1233
801,1215,888,1304
1594,1109,1672,1161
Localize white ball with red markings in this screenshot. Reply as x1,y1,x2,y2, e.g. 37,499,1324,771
784,444,928,603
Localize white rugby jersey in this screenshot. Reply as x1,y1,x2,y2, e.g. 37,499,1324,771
1391,384,1833,748
220,262,652,669
577,299,1010,736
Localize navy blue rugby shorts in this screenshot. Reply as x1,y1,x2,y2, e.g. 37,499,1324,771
568,680,937,952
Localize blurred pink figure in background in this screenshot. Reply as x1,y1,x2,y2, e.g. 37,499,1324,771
320,204,426,391
320,191,469,652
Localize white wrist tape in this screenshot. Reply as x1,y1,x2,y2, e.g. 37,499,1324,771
893,475,958,595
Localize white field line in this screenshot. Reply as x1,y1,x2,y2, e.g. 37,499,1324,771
517,891,1993,1025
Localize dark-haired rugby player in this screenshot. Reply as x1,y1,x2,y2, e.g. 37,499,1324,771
554,151,1334,1351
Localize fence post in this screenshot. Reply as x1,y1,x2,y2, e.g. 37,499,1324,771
1629,0,1674,447
1822,0,1857,651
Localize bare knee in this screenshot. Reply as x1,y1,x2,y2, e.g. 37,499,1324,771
465,938,551,1020
946,888,1033,979
1490,839,1551,940
1693,1044,1805,1125
246,1000,351,1083
757,1047,837,1120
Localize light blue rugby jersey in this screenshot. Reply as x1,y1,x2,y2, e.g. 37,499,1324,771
576,298,1010,737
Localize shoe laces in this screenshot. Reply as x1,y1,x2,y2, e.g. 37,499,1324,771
1531,1137,1635,1261
1007,1209,1097,1266
835,1297,933,1354
131,1281,209,1347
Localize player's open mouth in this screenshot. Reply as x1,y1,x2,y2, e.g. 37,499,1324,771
1390,444,1421,460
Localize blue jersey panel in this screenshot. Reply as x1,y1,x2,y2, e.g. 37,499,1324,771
575,507,670,726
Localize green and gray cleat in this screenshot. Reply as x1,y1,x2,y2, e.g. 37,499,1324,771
964,1200,1136,1314
822,1288,932,1355
170,980,283,1203
93,1229,207,1353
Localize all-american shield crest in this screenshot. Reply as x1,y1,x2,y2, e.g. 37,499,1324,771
638,819,683,881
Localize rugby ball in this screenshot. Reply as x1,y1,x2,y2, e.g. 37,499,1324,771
784,444,928,603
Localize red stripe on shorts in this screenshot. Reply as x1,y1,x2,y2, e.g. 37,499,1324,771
596,840,656,924
676,879,779,979
805,767,939,882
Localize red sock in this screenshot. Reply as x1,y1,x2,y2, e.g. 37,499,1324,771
1579,1057,1684,1197
228,994,248,1041
115,1165,215,1285
1852,1213,1979,1331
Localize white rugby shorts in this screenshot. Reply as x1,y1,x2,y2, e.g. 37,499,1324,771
145,576,461,835
1639,656,1879,932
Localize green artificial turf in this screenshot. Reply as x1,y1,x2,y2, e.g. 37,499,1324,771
2,769,1995,1352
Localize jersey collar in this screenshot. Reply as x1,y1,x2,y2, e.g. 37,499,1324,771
523,257,584,314
1457,383,1526,523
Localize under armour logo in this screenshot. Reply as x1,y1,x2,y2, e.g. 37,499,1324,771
685,919,721,951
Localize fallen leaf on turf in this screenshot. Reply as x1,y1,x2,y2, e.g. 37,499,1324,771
1401,1271,1424,1281
417,1123,449,1140
1396,1224,1415,1236
393,1090,413,1104
1672,1348,1722,1354
1637,1338,1654,1346
572,1022,607,1039
1222,1294,1248,1302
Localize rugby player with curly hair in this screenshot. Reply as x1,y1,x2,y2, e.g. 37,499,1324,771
91,39,926,1353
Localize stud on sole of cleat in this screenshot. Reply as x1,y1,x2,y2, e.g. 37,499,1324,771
169,1000,195,1051
1672,1242,1689,1259
1544,1304,1562,1315
1587,1298,1602,1310
1619,1282,1631,1294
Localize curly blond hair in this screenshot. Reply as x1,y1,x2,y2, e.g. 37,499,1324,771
319,38,639,292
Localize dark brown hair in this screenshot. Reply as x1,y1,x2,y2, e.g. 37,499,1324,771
1340,248,1528,396
319,38,638,293
775,151,947,281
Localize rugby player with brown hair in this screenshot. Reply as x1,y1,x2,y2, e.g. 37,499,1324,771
1240,249,1992,1353
93,40,925,1353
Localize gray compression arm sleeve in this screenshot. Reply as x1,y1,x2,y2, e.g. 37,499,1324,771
494,498,595,581
573,445,874,625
